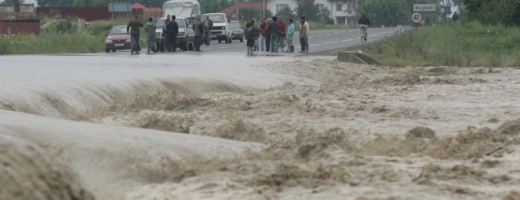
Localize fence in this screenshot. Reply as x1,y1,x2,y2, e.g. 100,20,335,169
36,7,112,21
0,19,40,35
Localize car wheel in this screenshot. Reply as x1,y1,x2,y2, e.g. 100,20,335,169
105,49,110,53
112,49,116,52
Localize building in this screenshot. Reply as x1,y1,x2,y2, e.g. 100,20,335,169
132,3,162,17
266,0,358,25
218,2,263,20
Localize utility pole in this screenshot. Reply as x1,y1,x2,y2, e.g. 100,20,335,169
14,0,21,13
235,0,239,21
262,0,265,19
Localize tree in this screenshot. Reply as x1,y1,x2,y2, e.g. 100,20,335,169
241,7,271,21
294,0,320,20
317,7,333,24
461,0,520,25
276,6,296,21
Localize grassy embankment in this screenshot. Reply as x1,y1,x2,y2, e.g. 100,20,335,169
348,21,520,67
0,17,151,55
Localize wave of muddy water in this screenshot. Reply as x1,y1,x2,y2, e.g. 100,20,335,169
2,55,520,200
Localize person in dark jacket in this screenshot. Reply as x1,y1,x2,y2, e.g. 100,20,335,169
163,15,171,52
268,16,281,53
166,15,179,52
193,17,204,51
452,12,460,22
245,20,262,55
127,15,143,54
358,14,370,41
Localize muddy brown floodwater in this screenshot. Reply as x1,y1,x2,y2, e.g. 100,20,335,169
86,57,520,200
2,56,520,200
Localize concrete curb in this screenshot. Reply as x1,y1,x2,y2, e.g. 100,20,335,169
337,51,381,66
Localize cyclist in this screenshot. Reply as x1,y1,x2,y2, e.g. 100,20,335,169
277,16,287,50
358,14,370,41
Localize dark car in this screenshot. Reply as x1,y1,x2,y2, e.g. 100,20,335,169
230,20,243,42
104,25,132,53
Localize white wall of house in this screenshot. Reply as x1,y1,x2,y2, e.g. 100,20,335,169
330,0,358,25
266,0,298,17
266,0,358,25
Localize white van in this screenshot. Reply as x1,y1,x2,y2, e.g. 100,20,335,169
201,13,232,44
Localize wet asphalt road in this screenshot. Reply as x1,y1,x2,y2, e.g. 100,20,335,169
108,27,402,57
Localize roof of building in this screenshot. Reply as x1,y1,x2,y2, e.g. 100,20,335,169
131,2,147,10
132,3,162,15
218,2,262,16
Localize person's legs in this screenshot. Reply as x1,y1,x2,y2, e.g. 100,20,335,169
273,34,280,52
171,34,177,52
204,29,212,46
164,35,170,52
130,33,135,53
260,35,265,51
299,38,305,52
246,39,252,54
136,33,141,52
265,34,270,52
304,37,309,52
288,38,293,52
195,36,201,50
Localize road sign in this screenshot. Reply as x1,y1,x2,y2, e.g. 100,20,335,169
413,4,436,12
108,3,131,12
411,12,423,24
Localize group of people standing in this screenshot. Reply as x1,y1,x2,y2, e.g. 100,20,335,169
244,16,309,54
127,15,310,55
127,15,179,54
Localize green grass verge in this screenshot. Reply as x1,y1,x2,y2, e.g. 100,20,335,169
346,21,520,67
296,21,351,31
0,17,151,55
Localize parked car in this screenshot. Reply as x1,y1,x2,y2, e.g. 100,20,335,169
230,20,243,43
154,17,195,52
104,25,139,53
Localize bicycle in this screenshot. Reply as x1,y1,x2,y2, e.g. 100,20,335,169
279,36,290,52
360,25,368,44
279,33,294,52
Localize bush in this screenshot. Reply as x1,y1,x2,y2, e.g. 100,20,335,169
351,21,520,67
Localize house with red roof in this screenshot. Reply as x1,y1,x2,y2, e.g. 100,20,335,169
132,2,162,17
218,2,263,20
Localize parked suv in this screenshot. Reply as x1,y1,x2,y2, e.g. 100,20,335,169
230,20,243,43
201,13,232,44
154,17,195,52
